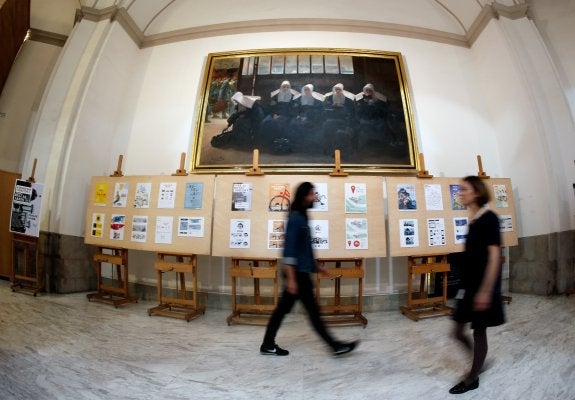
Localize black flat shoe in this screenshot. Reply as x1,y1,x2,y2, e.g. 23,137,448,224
449,378,479,394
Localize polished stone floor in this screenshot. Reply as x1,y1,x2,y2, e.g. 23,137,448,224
1,280,574,400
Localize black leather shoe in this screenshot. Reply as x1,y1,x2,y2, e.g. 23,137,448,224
449,378,479,394
333,340,359,356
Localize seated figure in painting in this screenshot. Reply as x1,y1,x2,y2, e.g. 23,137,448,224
320,83,356,155
288,84,325,151
258,81,299,151
210,91,264,149
355,83,389,151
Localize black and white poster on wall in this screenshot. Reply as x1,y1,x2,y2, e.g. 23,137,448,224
10,179,44,237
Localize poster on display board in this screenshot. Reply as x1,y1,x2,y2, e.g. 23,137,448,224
10,179,45,237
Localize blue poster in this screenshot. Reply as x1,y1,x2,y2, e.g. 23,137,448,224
184,182,204,209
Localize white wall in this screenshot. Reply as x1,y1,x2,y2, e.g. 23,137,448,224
21,14,575,294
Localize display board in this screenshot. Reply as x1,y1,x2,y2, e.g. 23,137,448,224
211,175,387,258
386,177,518,257
84,175,215,254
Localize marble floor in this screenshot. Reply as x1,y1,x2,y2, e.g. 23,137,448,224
0,281,574,400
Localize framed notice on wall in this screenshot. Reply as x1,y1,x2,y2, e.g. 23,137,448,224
10,179,44,237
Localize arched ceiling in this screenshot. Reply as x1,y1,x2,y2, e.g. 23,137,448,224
30,0,530,47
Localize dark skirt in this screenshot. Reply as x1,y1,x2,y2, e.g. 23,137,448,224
452,290,505,329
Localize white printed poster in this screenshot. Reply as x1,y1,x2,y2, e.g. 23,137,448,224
345,218,368,250
493,184,509,208
91,213,105,238
158,182,177,209
268,220,286,249
453,217,469,244
10,179,44,237
424,184,444,211
309,220,329,249
131,215,148,242
110,214,126,240
112,182,129,208
232,183,253,211
427,218,446,246
155,216,173,244
134,183,151,208
397,183,417,210
230,219,251,248
499,215,513,232
178,216,205,237
311,182,329,211
399,219,419,247
345,183,367,213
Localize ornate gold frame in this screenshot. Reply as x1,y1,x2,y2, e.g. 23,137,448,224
191,48,419,174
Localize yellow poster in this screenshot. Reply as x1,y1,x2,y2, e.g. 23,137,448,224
94,182,108,206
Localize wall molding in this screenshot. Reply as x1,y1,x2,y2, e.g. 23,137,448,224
28,28,67,47
71,3,532,50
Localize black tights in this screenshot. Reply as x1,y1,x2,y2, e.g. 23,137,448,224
453,323,488,384
263,271,338,350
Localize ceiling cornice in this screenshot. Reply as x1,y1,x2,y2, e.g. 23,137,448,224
28,28,68,47
74,3,532,50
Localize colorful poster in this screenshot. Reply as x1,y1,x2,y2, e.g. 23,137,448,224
499,215,513,232
397,184,417,210
134,183,151,208
110,214,126,240
10,179,44,237
178,216,204,237
230,219,251,248
112,182,129,208
345,218,368,249
268,220,286,249
91,213,105,238
155,216,173,244
309,220,329,249
493,184,509,208
311,182,328,211
93,182,108,206
453,217,468,244
131,215,148,242
158,182,177,208
450,185,466,210
424,184,443,211
345,183,367,213
184,182,204,209
268,183,291,212
399,219,419,247
427,218,446,246
231,183,253,211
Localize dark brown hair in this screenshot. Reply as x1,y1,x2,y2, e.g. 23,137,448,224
462,175,490,206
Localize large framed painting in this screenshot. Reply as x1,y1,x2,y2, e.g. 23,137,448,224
191,48,419,174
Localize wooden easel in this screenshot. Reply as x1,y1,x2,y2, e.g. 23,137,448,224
316,258,367,326
147,252,205,321
86,247,138,307
246,149,264,176
329,150,348,176
11,159,43,295
477,154,513,304
400,254,454,321
226,257,278,325
11,233,42,295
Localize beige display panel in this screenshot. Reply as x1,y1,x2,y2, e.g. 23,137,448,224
84,175,215,254
387,177,518,257
212,175,386,258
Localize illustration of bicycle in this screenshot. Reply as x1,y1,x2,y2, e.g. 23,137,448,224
269,187,291,211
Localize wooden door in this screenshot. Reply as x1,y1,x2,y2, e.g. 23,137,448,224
0,170,21,278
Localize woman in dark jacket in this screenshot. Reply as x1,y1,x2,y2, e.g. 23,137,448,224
260,182,359,356
450,176,505,394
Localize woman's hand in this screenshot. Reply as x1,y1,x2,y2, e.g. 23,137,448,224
474,291,492,311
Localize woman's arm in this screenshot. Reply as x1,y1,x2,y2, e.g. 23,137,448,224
474,244,501,311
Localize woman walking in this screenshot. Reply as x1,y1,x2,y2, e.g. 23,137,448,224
450,176,505,394
260,182,359,356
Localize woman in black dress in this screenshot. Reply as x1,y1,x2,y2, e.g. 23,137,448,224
450,176,505,394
